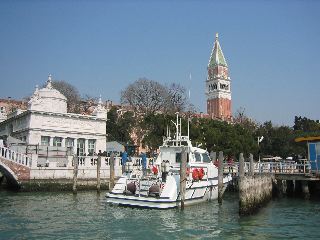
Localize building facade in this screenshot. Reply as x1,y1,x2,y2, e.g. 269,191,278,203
205,33,232,121
0,75,107,156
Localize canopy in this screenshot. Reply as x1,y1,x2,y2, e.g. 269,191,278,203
295,136,320,142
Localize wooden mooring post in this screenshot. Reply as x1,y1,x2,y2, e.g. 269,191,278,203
218,151,224,204
249,153,254,176
97,155,101,193
180,147,187,210
72,154,78,194
109,153,115,191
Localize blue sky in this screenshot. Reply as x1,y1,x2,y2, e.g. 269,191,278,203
0,0,319,126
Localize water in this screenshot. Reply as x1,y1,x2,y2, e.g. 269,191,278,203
0,191,320,240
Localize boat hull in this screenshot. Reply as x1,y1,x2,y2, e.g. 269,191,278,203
106,180,229,209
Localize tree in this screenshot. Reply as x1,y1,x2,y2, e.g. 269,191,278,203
120,78,169,114
106,106,135,143
233,107,258,134
166,83,189,114
51,80,81,113
294,116,320,132
121,78,191,114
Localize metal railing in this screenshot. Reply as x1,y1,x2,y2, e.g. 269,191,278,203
224,159,311,175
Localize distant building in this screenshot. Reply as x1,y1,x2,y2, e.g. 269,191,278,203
0,75,107,156
205,33,232,121
0,99,27,123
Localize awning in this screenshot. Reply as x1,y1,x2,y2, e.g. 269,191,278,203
295,136,320,142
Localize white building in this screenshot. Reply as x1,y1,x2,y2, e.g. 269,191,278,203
0,75,107,156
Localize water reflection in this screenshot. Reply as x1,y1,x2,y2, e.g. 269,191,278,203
1,191,320,239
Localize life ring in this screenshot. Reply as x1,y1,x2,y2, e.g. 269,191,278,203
192,168,199,181
198,168,204,180
152,165,158,175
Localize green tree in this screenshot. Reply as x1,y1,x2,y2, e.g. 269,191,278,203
106,106,135,144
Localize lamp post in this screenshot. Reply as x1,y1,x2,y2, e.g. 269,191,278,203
257,136,264,172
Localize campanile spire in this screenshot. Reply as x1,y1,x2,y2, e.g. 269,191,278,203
205,33,232,121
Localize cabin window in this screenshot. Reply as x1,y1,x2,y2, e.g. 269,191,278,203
176,153,181,163
195,152,201,162
202,153,211,163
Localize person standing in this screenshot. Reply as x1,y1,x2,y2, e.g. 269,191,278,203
141,152,147,175
121,151,128,173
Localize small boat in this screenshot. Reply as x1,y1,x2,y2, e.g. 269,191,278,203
106,114,232,209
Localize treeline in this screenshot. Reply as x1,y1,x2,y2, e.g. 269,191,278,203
107,110,320,160
51,78,320,160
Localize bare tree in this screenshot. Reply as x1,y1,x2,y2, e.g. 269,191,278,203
166,83,188,114
51,80,81,113
121,78,169,114
233,107,258,133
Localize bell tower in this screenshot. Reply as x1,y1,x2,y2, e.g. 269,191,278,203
205,33,232,121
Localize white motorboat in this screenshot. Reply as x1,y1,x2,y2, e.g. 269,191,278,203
106,114,232,209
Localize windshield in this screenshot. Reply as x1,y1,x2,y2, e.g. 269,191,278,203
202,153,211,163
195,152,201,162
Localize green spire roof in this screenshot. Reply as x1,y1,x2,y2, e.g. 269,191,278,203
208,33,228,68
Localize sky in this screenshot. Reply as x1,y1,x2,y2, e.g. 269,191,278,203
0,0,319,126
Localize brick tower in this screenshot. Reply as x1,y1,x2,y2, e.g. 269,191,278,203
205,33,232,121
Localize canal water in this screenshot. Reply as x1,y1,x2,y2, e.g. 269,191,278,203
0,191,320,240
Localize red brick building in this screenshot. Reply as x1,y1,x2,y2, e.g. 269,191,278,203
205,33,232,121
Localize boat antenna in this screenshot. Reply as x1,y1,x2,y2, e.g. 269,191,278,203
166,125,168,137
179,117,182,140
187,117,190,139
187,73,191,139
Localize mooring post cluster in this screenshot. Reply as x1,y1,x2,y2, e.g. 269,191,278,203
238,152,273,215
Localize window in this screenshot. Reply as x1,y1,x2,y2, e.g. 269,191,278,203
195,152,201,162
88,139,96,155
77,138,85,156
202,153,211,163
53,137,62,147
65,138,74,148
176,152,181,163
41,136,50,146
0,106,5,113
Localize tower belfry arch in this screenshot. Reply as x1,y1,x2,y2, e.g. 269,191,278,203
205,33,232,121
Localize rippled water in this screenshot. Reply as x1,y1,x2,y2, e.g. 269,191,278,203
0,190,320,240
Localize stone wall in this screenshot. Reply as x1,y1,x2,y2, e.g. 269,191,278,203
239,174,274,215
19,178,110,192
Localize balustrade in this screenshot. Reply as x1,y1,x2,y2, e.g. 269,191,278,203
0,146,31,167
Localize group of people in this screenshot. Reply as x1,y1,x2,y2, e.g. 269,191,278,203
121,151,148,174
